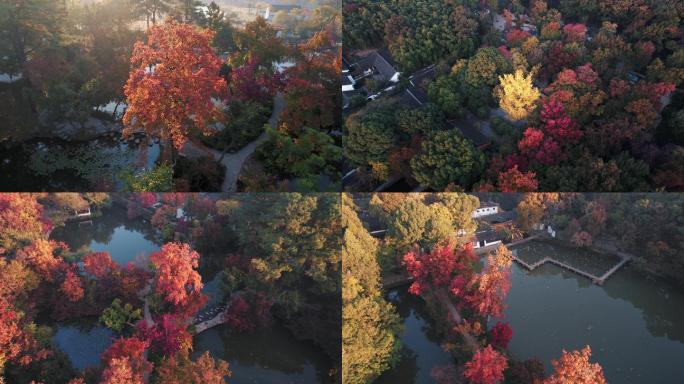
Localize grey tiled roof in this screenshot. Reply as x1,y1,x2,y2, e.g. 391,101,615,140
476,230,502,243
355,50,398,79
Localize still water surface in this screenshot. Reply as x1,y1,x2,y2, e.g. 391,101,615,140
504,242,684,383
380,241,684,383
375,289,452,384
0,136,159,191
192,323,332,383
50,206,160,265
53,325,114,371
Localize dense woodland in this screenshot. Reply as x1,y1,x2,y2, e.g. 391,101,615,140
0,0,341,191
514,192,684,284
344,0,684,192
0,192,341,383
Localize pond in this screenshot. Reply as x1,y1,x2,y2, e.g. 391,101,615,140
0,135,159,191
50,205,160,265
375,288,453,384
192,322,332,384
502,241,684,383
53,325,114,371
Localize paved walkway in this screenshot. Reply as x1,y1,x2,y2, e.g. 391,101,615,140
432,288,479,352
182,93,285,192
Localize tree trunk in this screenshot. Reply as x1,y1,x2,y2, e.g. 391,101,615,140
11,25,27,74
161,138,175,165
218,146,227,162
113,100,121,119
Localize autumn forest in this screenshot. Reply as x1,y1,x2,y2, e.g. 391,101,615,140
0,192,682,383
343,0,684,192
1,0,684,383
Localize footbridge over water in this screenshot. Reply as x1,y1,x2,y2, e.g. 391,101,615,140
510,249,633,286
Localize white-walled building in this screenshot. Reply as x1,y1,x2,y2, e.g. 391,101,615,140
472,230,503,249
472,201,500,218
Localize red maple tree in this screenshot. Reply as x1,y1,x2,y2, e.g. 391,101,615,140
462,245,513,318
497,165,538,192
162,193,190,207
540,99,582,144
404,242,477,296
563,24,587,43
60,268,84,302
518,128,562,165
463,345,508,384
506,29,531,46
100,337,152,384
228,56,283,104
223,296,252,332
137,193,157,209
83,252,118,280
137,314,192,356
123,21,227,150
489,322,513,349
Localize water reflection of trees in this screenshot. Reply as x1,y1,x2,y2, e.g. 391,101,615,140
375,348,419,384
194,324,331,383
525,263,684,343
602,267,684,343
50,206,159,255
377,288,450,383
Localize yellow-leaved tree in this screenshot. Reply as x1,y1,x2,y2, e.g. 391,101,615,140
342,194,401,384
496,69,541,121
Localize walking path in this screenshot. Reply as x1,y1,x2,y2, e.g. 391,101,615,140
182,93,285,192
193,303,230,334
140,283,239,335
381,274,480,352
382,273,414,289
432,288,479,352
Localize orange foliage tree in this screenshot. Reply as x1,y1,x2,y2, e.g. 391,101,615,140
0,194,50,254
155,350,231,384
0,257,38,302
15,240,68,282
463,245,513,319
150,243,203,309
544,346,606,384
497,165,538,192
123,21,227,151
